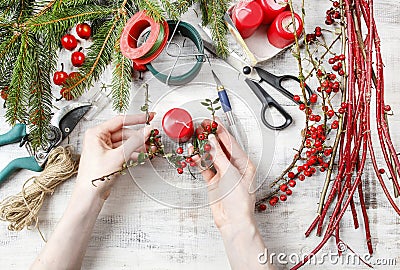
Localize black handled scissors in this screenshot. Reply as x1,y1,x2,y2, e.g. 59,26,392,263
201,38,314,130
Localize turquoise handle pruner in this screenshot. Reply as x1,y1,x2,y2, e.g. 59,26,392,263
0,124,43,184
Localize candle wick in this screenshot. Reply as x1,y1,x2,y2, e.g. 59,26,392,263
175,120,190,128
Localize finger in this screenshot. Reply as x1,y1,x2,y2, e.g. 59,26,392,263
120,125,153,157
99,112,155,133
113,140,147,152
207,134,230,172
214,118,249,174
111,128,137,143
189,144,215,182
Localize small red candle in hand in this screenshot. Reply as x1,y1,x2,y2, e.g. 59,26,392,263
232,1,264,39
257,0,288,24
267,11,303,49
162,108,194,143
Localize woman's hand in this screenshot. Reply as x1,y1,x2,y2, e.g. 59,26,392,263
194,119,256,232
76,113,154,200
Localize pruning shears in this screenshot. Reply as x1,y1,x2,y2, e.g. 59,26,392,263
0,102,91,184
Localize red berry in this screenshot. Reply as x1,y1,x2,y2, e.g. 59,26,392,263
339,54,345,61
324,149,332,156
317,69,323,77
298,174,305,181
315,115,321,122
1,86,8,100
328,58,336,64
333,1,340,7
310,94,318,103
339,69,345,76
71,49,85,67
61,34,78,51
293,95,301,102
315,30,322,37
286,189,293,196
211,121,218,129
288,179,296,187
315,26,322,33
332,65,339,71
190,161,196,167
68,72,81,82
181,161,187,168
299,104,306,110
76,23,91,39
329,74,336,80
327,110,335,118
288,172,295,179
280,194,287,201
177,167,184,174
204,143,212,152
384,105,391,112
259,204,267,211
176,147,183,154
133,62,148,72
205,125,212,132
280,184,288,192
186,157,193,163
198,134,205,140
53,70,68,85
153,129,159,136
338,108,345,114
331,120,339,129
320,167,326,172
378,168,385,174
269,197,279,206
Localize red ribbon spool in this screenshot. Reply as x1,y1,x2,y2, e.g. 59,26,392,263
120,11,168,64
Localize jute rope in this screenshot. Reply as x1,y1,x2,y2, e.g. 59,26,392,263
0,146,79,237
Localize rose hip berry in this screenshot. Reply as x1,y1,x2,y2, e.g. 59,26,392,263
176,147,183,154
204,143,212,152
177,168,184,174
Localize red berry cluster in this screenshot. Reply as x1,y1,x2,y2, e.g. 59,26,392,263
325,1,341,25
328,54,345,76
306,26,323,43
316,69,342,95
195,121,218,141
53,23,91,100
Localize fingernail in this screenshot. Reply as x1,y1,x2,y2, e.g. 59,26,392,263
187,143,193,148
208,134,216,140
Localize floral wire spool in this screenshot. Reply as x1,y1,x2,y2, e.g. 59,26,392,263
120,10,169,65
145,20,205,86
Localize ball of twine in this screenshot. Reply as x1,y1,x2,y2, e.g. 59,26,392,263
0,146,79,234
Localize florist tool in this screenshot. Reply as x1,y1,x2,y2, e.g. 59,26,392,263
211,70,244,148
202,37,313,130
0,102,91,183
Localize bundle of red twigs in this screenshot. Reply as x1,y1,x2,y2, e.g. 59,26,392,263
292,0,400,268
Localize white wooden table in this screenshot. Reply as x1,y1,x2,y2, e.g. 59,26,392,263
1,1,400,269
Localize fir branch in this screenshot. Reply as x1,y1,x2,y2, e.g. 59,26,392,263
27,5,116,29
67,17,120,97
111,18,132,112
161,0,194,20
207,0,228,57
5,33,29,125
134,0,164,22
27,35,52,149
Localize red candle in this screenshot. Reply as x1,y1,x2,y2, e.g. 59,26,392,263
257,0,288,24
267,11,303,48
232,1,264,39
162,108,194,143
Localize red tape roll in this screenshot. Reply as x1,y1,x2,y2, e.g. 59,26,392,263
134,20,169,65
120,11,161,60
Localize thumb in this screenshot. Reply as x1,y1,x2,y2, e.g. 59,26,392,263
120,125,153,158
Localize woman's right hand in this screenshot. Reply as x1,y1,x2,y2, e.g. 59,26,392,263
193,119,257,233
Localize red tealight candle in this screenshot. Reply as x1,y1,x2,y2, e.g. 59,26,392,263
267,11,303,49
257,0,288,24
162,108,194,143
232,1,264,39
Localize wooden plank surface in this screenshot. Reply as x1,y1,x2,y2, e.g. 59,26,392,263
1,1,400,269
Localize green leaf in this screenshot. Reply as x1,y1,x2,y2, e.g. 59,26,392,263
201,101,209,106
138,152,147,164
140,105,148,112
207,107,213,111
215,106,222,110
213,98,220,104
205,98,211,102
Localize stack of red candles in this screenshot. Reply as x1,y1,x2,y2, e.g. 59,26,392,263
231,0,303,48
